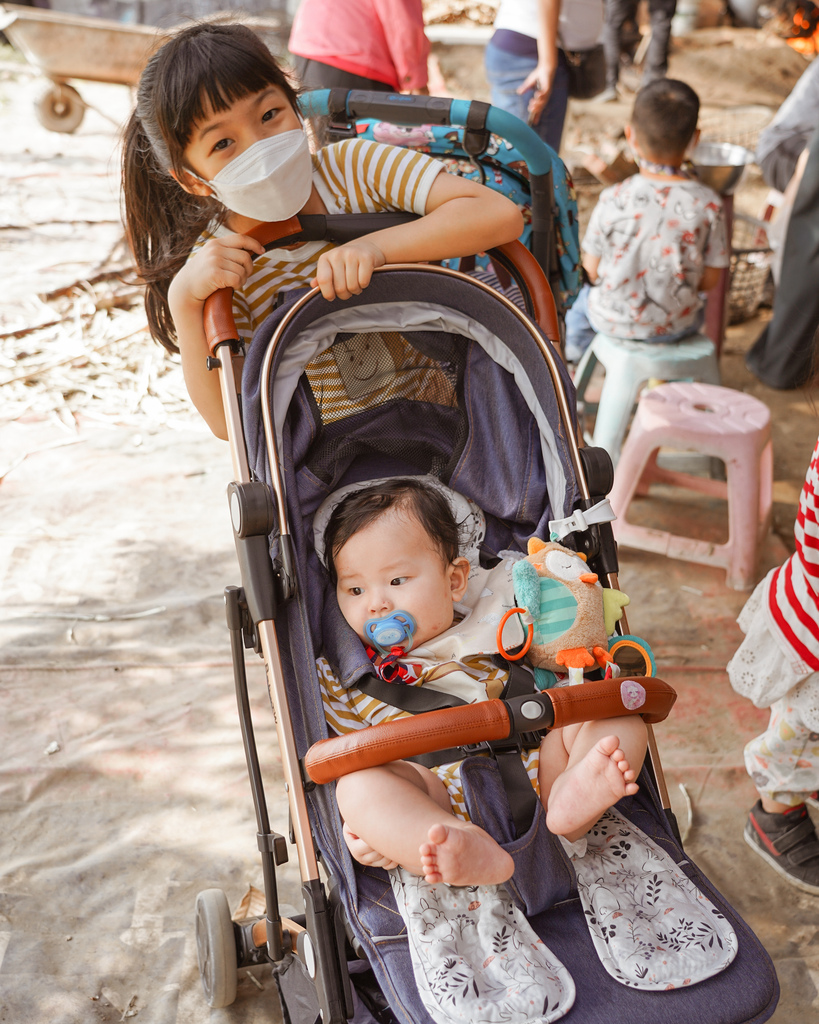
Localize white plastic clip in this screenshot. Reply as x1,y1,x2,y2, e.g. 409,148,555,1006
548,497,614,544
548,498,616,542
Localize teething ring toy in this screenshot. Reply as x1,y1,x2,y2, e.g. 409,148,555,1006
497,607,534,661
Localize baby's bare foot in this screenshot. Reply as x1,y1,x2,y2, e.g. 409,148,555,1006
419,822,514,886
546,734,638,841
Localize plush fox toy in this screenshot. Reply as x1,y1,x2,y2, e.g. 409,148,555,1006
511,538,630,673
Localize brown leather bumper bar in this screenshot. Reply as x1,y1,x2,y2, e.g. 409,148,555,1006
202,221,557,355
548,675,676,729
303,676,676,785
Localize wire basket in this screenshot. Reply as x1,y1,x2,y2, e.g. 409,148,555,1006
698,105,775,153
728,213,772,324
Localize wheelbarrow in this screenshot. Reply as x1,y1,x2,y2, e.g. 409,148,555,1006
0,3,166,132
0,4,285,134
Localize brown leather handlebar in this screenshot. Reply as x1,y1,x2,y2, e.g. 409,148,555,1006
203,217,302,355
304,699,512,785
494,240,560,342
201,219,559,355
303,676,677,785
549,675,677,729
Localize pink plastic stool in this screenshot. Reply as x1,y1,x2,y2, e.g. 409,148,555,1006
609,382,773,590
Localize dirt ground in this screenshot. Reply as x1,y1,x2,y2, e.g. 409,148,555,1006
2,21,819,1024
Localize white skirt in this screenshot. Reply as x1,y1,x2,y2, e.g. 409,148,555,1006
727,571,819,732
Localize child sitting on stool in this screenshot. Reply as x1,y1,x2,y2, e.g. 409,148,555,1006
565,78,728,364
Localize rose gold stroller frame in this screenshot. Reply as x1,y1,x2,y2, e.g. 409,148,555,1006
200,222,678,1020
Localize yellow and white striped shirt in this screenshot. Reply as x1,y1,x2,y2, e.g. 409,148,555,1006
191,138,445,343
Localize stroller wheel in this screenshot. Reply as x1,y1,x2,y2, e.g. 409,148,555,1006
195,888,238,1008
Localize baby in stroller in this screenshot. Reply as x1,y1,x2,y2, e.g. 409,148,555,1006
318,476,647,886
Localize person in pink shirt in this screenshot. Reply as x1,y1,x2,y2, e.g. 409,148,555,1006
288,0,429,94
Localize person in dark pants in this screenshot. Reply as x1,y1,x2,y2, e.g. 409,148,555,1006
745,57,819,389
746,126,819,389
602,0,677,98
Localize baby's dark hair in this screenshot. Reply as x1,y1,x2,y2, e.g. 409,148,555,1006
121,22,300,353
631,78,700,161
324,479,461,582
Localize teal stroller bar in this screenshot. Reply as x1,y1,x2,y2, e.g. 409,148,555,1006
299,89,564,313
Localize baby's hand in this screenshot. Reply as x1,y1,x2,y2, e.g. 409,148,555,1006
173,233,265,304
342,821,398,870
311,240,386,301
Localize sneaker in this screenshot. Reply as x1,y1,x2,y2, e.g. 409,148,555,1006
744,800,819,895
593,86,619,103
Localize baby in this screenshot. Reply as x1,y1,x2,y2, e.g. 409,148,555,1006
320,478,647,885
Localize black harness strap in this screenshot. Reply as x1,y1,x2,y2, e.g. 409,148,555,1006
355,672,468,712
463,100,491,158
355,657,543,837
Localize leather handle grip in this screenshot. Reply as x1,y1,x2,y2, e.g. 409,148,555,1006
203,217,303,355
201,225,559,355
547,676,677,729
304,676,677,786
494,239,560,342
304,699,511,785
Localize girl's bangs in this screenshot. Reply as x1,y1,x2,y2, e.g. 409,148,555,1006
169,31,295,147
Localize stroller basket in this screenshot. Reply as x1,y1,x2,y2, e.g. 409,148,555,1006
195,214,778,1022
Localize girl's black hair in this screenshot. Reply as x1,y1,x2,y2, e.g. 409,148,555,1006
122,22,300,353
631,78,700,161
324,479,461,583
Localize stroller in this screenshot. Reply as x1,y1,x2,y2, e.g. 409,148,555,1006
192,94,779,1024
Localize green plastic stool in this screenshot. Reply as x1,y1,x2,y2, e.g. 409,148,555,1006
574,332,721,464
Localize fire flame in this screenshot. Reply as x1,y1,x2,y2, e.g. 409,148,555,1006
786,5,819,53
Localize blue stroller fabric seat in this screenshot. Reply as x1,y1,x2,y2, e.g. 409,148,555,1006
234,265,778,1024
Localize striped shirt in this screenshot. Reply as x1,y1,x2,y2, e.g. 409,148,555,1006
191,138,444,343
767,437,819,673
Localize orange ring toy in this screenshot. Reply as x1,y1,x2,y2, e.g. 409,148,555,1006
497,607,534,661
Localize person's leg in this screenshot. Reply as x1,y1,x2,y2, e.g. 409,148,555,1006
485,41,568,151
743,700,819,892
747,124,819,389
564,283,598,362
538,716,648,841
335,759,514,884
745,701,819,811
532,51,570,153
643,0,677,85
484,40,534,125
603,0,638,90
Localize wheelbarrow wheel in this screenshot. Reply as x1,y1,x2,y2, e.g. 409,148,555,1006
35,84,85,134
195,888,238,1008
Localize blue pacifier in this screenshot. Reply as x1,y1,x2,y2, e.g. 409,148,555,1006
363,611,417,656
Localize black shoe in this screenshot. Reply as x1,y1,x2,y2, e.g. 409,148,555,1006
744,800,819,895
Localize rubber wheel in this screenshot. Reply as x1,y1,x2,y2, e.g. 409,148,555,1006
195,888,238,1008
35,84,85,134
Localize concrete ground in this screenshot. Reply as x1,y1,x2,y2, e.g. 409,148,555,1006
2,44,819,1024
610,312,819,1022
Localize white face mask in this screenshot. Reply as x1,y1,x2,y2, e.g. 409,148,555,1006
199,127,313,221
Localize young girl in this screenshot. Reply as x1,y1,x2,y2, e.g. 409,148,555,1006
122,22,524,439
317,477,647,886
728,436,819,895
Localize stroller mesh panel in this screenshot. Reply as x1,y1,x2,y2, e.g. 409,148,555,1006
301,329,469,485
305,332,459,420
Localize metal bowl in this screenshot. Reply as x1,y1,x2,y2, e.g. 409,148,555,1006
691,141,756,195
